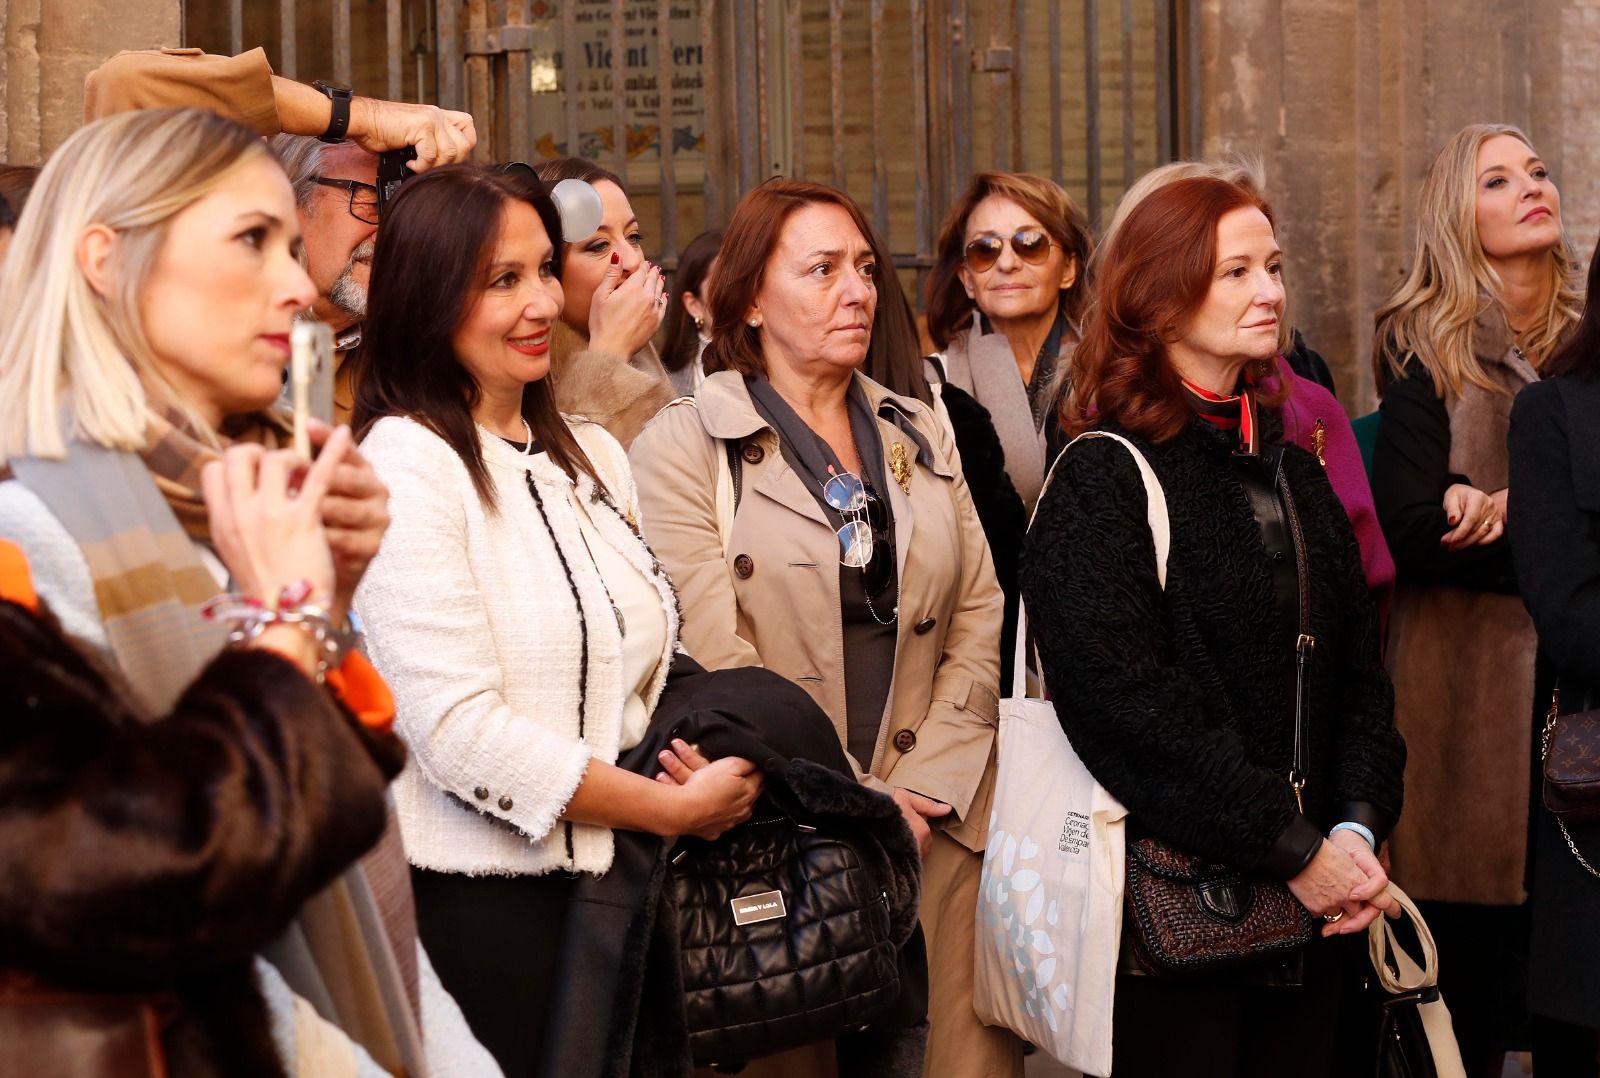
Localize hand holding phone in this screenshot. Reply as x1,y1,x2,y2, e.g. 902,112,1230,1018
290,321,335,460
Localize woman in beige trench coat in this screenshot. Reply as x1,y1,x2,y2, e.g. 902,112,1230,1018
630,179,1016,1078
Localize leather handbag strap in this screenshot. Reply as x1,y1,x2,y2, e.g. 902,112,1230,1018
1276,470,1315,809
1367,882,1438,993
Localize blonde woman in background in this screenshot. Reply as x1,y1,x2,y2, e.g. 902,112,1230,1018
1371,122,1582,1075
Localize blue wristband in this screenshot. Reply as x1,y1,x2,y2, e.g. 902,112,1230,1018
1330,821,1376,850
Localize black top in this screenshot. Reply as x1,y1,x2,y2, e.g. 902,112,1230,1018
1507,372,1600,1027
747,377,900,767
1020,411,1404,877
1284,330,1338,398
1372,360,1517,593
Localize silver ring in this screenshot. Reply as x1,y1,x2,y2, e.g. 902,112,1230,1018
1323,911,1344,924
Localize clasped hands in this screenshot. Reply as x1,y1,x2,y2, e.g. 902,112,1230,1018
1288,830,1396,938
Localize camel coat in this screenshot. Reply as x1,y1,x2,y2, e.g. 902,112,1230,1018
631,369,1016,1078
629,369,1004,850
1379,312,1540,905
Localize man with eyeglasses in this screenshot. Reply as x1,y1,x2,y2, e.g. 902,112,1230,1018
85,46,477,416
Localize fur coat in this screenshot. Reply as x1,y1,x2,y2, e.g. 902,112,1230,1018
1379,311,1540,905
0,591,405,1077
549,320,678,449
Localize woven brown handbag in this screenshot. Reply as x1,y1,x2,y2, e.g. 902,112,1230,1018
1122,467,1319,976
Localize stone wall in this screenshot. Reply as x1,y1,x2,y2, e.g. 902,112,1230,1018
1,0,181,164
1195,0,1600,410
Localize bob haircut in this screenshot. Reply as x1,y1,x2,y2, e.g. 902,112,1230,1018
701,179,926,402
0,109,270,462
661,227,723,374
349,164,601,509
1064,175,1286,443
923,170,1094,350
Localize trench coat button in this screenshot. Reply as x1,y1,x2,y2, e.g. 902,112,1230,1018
914,617,937,635
741,442,765,465
1271,551,1286,564
473,786,489,801
892,729,917,753
734,554,755,578
498,795,514,811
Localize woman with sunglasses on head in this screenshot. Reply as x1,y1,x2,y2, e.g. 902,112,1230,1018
533,156,676,447
630,180,1012,1078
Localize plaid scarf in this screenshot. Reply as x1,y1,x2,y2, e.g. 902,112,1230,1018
9,408,427,1076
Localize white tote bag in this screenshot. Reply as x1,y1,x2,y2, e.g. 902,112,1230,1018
974,432,1170,1077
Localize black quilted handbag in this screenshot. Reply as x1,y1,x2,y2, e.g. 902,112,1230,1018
671,814,902,1066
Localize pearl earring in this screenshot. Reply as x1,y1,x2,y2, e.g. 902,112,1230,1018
748,317,760,327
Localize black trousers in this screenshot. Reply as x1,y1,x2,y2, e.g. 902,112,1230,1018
411,866,577,1078
1109,946,1350,1078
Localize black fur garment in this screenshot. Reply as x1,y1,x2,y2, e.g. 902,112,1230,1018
0,597,406,1077
1019,413,1405,872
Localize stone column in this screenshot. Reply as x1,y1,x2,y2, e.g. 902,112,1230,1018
1196,0,1595,411
2,0,182,165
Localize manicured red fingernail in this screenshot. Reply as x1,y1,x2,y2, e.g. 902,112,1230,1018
610,252,620,265
1448,515,1458,524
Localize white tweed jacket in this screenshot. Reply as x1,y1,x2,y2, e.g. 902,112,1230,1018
354,415,679,877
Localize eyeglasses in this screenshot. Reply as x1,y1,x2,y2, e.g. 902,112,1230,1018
822,471,892,599
311,177,381,225
963,228,1055,272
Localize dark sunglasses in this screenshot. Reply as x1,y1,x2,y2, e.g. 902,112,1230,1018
963,228,1055,272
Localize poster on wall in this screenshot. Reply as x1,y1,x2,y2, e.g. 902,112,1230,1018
527,0,706,188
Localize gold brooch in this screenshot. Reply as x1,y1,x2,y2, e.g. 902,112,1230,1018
889,441,912,496
1311,419,1327,468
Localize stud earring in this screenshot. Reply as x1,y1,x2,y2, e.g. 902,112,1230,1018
748,317,761,327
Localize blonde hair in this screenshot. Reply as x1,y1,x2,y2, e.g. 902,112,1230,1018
1372,123,1581,396
0,108,270,462
1094,155,1291,355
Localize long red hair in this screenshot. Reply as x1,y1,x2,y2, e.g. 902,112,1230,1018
1065,176,1286,441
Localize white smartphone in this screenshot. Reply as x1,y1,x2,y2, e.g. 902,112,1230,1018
289,321,335,459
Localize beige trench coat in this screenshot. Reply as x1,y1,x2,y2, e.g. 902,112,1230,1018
629,370,1004,853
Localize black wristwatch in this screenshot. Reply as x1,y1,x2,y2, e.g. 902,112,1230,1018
311,81,354,144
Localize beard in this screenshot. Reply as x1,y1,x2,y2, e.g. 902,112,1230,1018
328,239,376,321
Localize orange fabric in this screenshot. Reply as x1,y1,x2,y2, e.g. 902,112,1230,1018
0,541,39,614
326,652,395,732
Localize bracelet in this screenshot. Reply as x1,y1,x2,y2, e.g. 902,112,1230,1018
1329,821,1376,850
202,583,359,684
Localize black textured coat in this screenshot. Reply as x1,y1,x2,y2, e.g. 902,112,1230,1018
0,597,405,1077
1019,413,1405,875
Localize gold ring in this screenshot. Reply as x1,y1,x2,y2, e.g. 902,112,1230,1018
1323,911,1344,924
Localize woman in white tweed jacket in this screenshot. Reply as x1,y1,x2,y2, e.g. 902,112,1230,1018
346,165,762,1076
